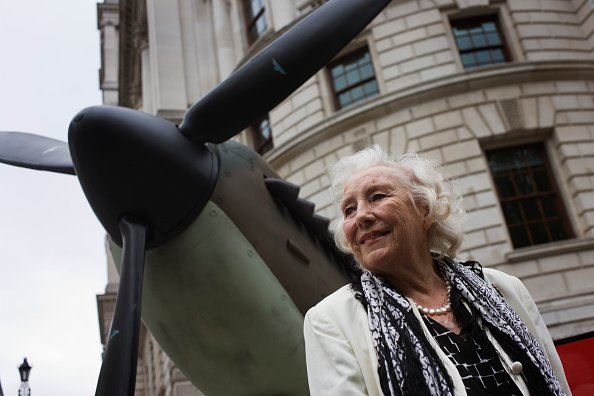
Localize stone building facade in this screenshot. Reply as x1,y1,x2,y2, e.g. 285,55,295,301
96,0,594,395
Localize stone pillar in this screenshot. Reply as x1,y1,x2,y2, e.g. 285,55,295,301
146,0,188,114
270,0,295,31
141,47,154,114
178,0,202,104
97,3,119,106
194,0,220,94
213,0,236,80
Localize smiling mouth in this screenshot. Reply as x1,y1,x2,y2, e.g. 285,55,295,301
359,230,390,245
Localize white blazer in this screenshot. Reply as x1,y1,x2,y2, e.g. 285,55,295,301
303,268,571,395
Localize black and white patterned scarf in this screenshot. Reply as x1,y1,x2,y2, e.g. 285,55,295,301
360,257,565,396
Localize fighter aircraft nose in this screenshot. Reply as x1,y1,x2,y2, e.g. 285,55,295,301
68,105,219,247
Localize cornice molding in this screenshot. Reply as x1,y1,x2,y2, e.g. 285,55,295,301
97,3,120,28
267,60,594,168
155,109,185,124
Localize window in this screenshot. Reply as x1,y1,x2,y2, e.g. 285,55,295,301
451,15,510,69
328,47,379,110
486,143,574,249
243,0,267,45
249,115,273,155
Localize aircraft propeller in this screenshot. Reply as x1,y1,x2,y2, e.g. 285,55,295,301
179,0,392,144
0,131,74,174
0,0,392,395
95,217,147,396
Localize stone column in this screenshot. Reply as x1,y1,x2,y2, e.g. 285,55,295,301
212,0,236,80
270,0,295,31
146,0,188,115
97,4,119,106
141,46,154,114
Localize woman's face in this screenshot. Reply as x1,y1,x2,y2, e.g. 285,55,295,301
341,166,430,275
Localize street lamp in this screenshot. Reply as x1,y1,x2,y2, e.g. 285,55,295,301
17,358,31,396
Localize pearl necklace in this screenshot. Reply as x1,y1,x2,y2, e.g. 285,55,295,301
414,276,452,316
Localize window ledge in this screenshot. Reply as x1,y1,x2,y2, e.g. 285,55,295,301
296,0,328,14
506,238,594,263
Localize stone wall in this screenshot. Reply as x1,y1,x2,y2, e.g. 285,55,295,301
263,0,594,338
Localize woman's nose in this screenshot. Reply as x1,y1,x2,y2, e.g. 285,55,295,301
355,203,375,226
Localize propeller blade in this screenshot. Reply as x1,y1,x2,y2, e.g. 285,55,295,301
179,0,390,144
95,217,147,396
0,131,74,175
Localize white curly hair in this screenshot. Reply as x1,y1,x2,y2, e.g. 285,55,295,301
330,145,465,259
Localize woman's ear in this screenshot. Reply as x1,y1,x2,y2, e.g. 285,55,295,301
421,203,432,231
423,217,433,231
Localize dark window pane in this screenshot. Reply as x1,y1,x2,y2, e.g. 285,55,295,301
540,196,557,216
250,115,272,154
549,220,567,240
331,65,344,77
456,36,472,50
514,172,534,194
524,148,543,166
522,198,541,220
461,53,476,68
489,151,513,172
533,169,552,192
510,226,530,248
529,222,549,244
484,22,496,32
357,53,370,66
476,50,490,65
339,92,351,107
360,64,374,79
346,70,359,85
256,17,266,34
471,34,487,48
249,0,262,14
502,201,522,224
351,86,364,101
259,118,271,140
487,32,501,46
453,27,465,36
334,76,347,91
490,49,504,63
364,80,379,96
244,0,267,43
494,176,515,197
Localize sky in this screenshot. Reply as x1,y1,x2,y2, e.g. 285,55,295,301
0,1,107,395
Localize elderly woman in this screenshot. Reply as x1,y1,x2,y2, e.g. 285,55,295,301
304,145,571,396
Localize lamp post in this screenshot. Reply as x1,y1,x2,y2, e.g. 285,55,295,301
17,358,31,396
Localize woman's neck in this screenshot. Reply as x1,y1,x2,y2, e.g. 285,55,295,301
382,250,443,299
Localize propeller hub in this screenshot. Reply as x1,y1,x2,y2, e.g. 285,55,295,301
68,106,219,248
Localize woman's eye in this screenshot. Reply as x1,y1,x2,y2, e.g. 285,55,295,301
343,206,355,216
371,193,386,201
